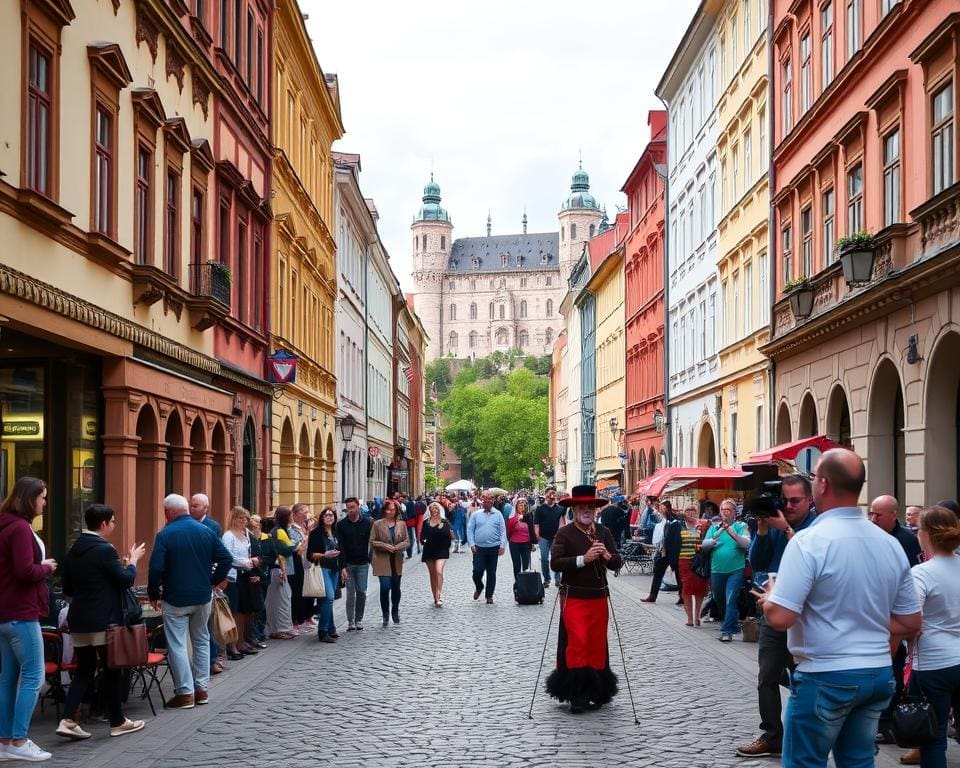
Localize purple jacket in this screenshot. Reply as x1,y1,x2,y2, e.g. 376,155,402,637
0,512,52,622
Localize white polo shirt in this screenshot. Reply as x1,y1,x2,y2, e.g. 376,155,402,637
769,506,919,673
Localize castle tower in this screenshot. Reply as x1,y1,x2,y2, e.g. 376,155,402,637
411,175,453,360
557,164,602,286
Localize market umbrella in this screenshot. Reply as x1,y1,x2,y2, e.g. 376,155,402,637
444,479,476,492
485,487,508,496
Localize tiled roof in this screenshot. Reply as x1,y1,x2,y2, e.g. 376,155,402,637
445,232,560,274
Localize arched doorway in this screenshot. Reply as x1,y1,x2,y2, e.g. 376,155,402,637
242,418,257,514
164,411,184,495
697,422,717,468
775,401,793,445
314,430,324,506
826,384,852,448
211,421,230,522
636,450,645,484
298,424,312,505
325,434,335,504
797,393,818,438
135,405,160,556
649,447,657,474
189,417,209,496
924,331,960,502
868,360,905,504
279,418,295,504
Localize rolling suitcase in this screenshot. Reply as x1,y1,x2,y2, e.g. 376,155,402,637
514,570,545,605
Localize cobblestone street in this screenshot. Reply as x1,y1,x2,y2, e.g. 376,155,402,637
30,553,953,768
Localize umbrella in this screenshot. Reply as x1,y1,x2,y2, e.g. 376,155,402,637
485,487,508,496
444,479,475,492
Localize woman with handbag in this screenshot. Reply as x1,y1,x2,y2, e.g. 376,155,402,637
0,477,58,762
701,499,751,642
421,501,454,606
306,508,342,643
371,500,409,627
677,503,710,627
506,497,537,583
221,507,261,660
265,507,297,640
58,503,146,741
901,505,960,768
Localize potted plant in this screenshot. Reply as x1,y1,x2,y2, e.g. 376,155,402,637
783,276,815,320
836,231,875,285
207,260,232,305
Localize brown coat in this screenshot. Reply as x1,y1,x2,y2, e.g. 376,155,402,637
370,518,409,577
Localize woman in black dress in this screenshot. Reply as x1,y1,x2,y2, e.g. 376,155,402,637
421,501,453,606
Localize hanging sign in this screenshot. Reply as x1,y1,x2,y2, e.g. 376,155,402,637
266,349,298,384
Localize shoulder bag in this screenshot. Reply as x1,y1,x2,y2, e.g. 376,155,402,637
211,591,239,646
106,589,148,669
891,644,938,748
303,562,327,598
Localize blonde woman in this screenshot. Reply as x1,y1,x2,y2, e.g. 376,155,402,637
702,499,751,641
370,500,409,626
421,502,453,606
506,497,537,582
221,507,260,659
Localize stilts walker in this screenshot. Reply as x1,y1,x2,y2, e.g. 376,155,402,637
546,485,623,714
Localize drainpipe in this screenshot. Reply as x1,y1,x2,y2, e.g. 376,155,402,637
363,240,371,501
656,96,672,468
765,0,777,449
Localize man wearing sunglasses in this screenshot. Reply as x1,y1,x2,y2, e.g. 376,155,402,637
736,474,816,759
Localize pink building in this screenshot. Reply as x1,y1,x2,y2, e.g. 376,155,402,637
765,3,959,504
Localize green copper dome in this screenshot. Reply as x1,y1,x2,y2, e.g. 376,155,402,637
416,174,450,223
561,165,599,211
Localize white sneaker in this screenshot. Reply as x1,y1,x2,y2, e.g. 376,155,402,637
56,719,91,740
5,739,52,761
110,719,145,737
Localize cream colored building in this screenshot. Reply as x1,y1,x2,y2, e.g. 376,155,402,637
271,0,343,507
715,0,771,465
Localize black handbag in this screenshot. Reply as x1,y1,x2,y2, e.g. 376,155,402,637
891,646,938,748
690,548,711,579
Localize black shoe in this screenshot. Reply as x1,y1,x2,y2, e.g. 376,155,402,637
570,698,589,715
382,616,389,627
676,598,684,605
640,596,656,603
473,587,482,600
228,653,244,661
328,632,340,639
318,634,336,644
391,610,400,625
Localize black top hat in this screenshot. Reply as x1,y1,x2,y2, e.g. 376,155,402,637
558,485,606,508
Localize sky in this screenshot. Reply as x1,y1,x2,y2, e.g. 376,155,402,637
304,0,701,294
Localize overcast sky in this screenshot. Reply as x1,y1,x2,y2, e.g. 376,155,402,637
304,0,700,293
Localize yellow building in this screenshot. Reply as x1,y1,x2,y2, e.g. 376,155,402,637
586,239,626,493
715,0,771,465
271,0,344,507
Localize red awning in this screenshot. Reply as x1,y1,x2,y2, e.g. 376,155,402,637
748,435,838,463
636,467,753,498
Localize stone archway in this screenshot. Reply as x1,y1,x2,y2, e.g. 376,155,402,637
314,429,324,507
189,416,211,498
924,331,960,503
797,392,819,439
241,418,257,514
325,433,335,504
135,405,161,557
164,410,188,497
298,424,312,505
826,384,852,448
649,446,657,474
278,417,296,504
868,359,905,504
697,421,717,468
775,401,793,445
210,421,231,521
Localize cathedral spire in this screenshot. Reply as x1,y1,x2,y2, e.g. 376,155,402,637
522,206,528,235
486,211,492,237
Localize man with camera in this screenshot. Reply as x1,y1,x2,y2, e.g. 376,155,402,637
736,474,817,759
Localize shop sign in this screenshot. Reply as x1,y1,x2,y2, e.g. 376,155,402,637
3,420,42,438
83,417,98,438
368,446,380,458
266,349,298,384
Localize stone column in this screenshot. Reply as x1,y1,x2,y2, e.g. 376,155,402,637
171,447,192,499
190,449,214,500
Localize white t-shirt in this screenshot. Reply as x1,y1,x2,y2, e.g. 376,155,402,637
911,554,960,671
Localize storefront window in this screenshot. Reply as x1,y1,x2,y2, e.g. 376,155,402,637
0,367,46,498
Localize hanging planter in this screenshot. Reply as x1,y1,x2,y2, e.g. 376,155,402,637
836,231,875,286
784,277,815,320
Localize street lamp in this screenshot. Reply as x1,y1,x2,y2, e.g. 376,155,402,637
339,414,357,502
339,414,356,442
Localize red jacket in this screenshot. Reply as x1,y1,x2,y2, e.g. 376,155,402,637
0,512,52,622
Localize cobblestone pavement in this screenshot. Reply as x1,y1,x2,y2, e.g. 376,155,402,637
30,553,955,768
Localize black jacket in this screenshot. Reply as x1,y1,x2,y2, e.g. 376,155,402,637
307,527,342,571
660,518,683,563
336,516,372,565
62,532,136,633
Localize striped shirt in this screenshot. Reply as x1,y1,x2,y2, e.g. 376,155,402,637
679,525,702,560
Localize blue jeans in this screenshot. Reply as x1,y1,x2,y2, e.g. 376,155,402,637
538,538,558,585
378,575,401,617
163,601,212,695
784,666,895,768
344,563,369,625
915,663,960,768
452,515,467,544
316,568,339,637
0,620,43,740
710,569,745,635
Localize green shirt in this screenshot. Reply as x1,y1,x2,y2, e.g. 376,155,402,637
705,521,749,574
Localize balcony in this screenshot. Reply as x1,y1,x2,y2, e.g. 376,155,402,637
185,261,231,331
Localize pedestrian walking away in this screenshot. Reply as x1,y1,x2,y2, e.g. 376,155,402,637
533,486,566,588
467,491,507,604
336,497,372,631
420,502,453,606
370,500,409,626
546,484,623,715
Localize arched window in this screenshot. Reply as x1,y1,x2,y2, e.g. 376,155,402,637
449,303,456,321
441,235,446,251
469,331,478,348
448,331,458,349
519,331,529,348
495,328,508,346
545,327,554,345
422,234,427,250
589,224,596,238
489,302,495,319
571,223,577,240
546,299,553,316
499,278,506,288
469,302,477,319
499,304,505,319
501,255,508,267
519,300,527,318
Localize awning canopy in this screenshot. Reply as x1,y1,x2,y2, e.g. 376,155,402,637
748,435,838,463
595,469,622,482
444,479,475,492
636,467,753,498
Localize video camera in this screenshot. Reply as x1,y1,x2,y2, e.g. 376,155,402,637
742,480,785,518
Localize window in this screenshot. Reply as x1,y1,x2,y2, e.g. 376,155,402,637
546,299,553,315
846,0,861,58
758,106,767,167
448,303,456,321
236,218,247,322
733,276,740,340
730,412,739,465
469,302,477,320
520,277,527,288
847,163,863,233
470,279,476,290
546,277,552,287
218,195,230,269
191,188,203,267
589,223,596,238
93,106,113,235
441,235,446,251
545,328,554,345
448,332,458,349
743,130,752,187
782,224,793,282
883,128,901,225
708,48,716,106
246,9,253,84
256,27,263,103
519,331,528,348
519,300,527,318
164,167,180,277
881,0,900,15
495,328,508,346
499,277,506,288
731,13,738,68
571,223,577,240
821,3,834,90
422,234,427,251
489,302,494,319
501,255,508,267
800,33,812,113
743,0,751,49
932,83,954,195
744,262,753,328
219,0,228,49
782,58,793,135
732,145,739,201
801,207,812,276
498,304,505,320
759,252,768,321
136,146,152,264
233,0,242,67
26,42,52,195
822,189,835,264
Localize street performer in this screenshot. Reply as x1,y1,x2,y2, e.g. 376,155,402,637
546,484,623,714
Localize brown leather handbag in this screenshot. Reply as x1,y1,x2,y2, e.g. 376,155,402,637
106,589,148,669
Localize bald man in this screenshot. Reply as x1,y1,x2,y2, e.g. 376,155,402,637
869,495,921,567
190,493,221,538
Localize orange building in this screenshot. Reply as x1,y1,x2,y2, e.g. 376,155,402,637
623,111,668,492
765,4,960,504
